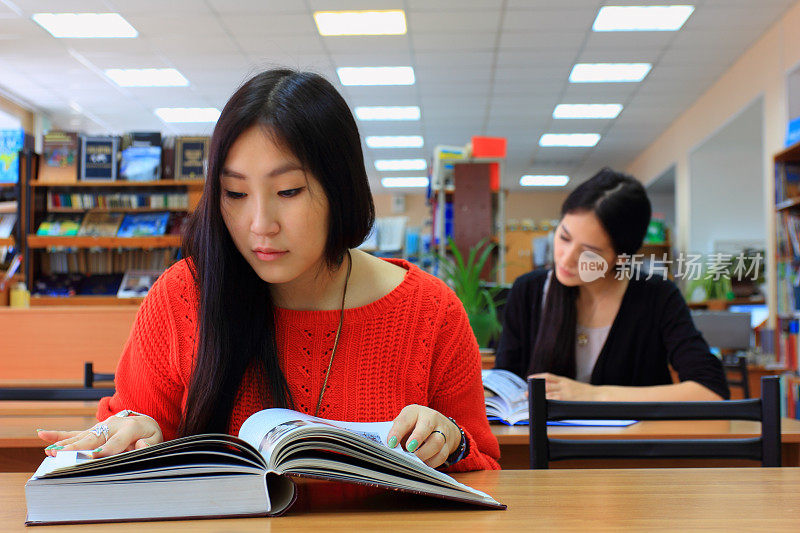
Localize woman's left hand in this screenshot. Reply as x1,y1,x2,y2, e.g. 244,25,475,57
529,372,600,401
387,404,460,467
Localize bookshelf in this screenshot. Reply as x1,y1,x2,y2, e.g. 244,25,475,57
24,177,203,306
431,156,506,283
0,148,31,304
772,139,800,418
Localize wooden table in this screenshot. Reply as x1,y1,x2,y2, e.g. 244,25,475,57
2,468,800,530
0,415,98,472
0,401,98,417
4,412,800,472
491,418,800,468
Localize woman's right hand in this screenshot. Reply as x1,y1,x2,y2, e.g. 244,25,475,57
37,412,163,458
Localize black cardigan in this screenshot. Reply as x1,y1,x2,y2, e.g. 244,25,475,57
494,269,730,400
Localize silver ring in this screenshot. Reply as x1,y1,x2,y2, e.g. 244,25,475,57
91,424,109,443
430,430,446,443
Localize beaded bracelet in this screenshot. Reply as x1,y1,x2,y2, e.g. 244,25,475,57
444,416,469,466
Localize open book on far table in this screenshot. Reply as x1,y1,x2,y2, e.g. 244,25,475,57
482,369,637,427
25,408,505,525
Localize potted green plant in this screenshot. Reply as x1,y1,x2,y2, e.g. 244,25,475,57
434,237,504,347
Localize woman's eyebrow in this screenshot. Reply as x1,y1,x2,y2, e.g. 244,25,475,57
221,163,303,180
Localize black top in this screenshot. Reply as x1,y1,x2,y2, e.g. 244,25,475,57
494,270,730,400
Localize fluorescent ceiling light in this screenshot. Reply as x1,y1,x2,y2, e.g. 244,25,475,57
520,175,570,187
355,106,420,121
569,63,651,83
155,107,221,123
337,67,415,86
32,13,138,38
553,104,623,119
105,68,188,87
374,159,427,171
366,135,424,148
539,134,601,147
593,5,694,31
314,10,406,36
381,177,429,188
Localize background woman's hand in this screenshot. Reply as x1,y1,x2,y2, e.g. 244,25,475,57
387,404,461,468
529,372,599,401
37,413,163,458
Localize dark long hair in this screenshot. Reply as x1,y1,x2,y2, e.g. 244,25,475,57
528,167,651,377
179,69,375,436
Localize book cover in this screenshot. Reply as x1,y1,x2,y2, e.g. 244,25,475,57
161,136,175,180
0,128,24,183
116,212,170,237
35,213,84,236
117,269,163,298
120,146,162,181
25,408,504,525
175,136,209,180
120,132,162,181
80,136,118,181
31,273,83,297
0,213,16,238
78,273,124,296
40,131,79,183
77,212,124,237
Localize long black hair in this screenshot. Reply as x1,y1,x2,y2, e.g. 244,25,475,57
179,69,375,436
528,167,651,377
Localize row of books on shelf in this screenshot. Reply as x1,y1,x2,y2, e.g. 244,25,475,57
32,270,163,299
778,212,800,258
35,131,209,183
781,374,800,420
47,191,189,210
775,161,800,203
776,261,800,314
40,248,178,276
35,211,187,238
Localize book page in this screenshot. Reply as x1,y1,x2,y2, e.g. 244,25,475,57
482,369,527,402
238,408,499,505
238,408,393,464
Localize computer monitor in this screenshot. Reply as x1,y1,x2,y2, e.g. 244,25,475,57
726,304,769,329
690,310,752,351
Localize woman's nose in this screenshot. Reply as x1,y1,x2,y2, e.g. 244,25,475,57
250,200,280,236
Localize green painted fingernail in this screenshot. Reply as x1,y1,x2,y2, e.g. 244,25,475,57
407,439,418,452
36,429,44,432
44,444,56,450
92,448,103,453
51,446,65,451
388,436,397,448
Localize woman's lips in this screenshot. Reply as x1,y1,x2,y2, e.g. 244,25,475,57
253,249,287,262
557,265,576,277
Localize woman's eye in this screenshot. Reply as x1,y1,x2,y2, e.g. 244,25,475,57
224,190,246,199
559,234,569,241
278,187,304,198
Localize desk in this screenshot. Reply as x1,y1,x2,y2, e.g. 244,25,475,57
0,415,98,471
2,469,800,530
492,418,800,468
4,414,800,472
0,401,98,417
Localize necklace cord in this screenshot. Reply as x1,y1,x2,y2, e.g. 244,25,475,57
314,250,352,416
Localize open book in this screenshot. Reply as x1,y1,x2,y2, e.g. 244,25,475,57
25,408,505,525
482,369,637,427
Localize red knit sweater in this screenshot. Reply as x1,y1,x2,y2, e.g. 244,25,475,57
98,258,500,471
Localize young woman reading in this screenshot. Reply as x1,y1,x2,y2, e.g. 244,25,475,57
39,69,500,471
495,168,729,402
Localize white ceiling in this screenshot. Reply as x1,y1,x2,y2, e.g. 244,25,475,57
0,0,795,192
